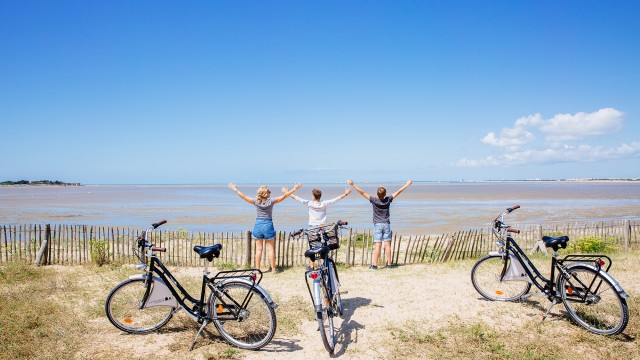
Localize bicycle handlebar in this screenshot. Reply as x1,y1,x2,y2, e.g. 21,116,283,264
152,220,167,229
507,227,520,234
507,205,520,213
289,221,349,239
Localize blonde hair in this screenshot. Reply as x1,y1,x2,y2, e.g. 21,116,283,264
257,186,271,202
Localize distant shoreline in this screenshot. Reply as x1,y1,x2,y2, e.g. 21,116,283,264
2,178,639,187
1,180,81,186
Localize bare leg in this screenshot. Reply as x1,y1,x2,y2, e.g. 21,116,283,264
384,240,392,265
255,239,264,269
373,242,382,266
265,239,276,271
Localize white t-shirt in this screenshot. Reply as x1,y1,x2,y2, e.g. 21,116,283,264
292,195,343,226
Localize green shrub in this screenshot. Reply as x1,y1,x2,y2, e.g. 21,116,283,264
215,261,238,270
575,236,617,253
90,240,111,266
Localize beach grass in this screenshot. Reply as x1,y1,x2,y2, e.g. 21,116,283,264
0,250,637,359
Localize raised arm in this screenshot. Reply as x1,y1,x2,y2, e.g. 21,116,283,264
391,180,413,199
228,183,254,204
326,187,352,205
347,180,370,200
282,186,306,204
274,183,302,204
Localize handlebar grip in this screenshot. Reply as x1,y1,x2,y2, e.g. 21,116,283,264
291,229,303,237
151,246,167,252
507,205,520,213
152,220,167,229
337,220,348,226
507,228,520,234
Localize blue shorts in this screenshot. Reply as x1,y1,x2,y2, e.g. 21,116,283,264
373,223,392,242
253,218,276,240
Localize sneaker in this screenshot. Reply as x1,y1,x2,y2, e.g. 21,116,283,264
368,265,378,270
383,264,397,269
274,268,283,274
263,269,272,273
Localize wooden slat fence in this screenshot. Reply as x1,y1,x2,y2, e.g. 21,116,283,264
1,219,638,267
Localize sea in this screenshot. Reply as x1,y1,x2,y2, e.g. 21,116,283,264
1,181,639,235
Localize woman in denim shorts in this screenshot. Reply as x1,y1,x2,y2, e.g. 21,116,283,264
228,183,301,273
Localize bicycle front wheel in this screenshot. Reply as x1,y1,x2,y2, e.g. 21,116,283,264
471,254,531,301
558,266,628,335
105,278,173,334
211,281,277,350
317,277,336,354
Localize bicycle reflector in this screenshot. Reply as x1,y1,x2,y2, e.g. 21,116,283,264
495,290,504,295
251,273,257,281
217,304,224,314
597,258,605,266
124,318,133,324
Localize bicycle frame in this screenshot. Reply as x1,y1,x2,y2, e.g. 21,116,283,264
136,255,262,322
490,208,626,302
133,225,275,323
495,236,614,297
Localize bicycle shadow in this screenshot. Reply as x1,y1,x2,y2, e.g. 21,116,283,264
333,296,371,357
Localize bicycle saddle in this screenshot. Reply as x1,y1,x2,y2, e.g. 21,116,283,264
193,244,222,262
542,235,570,251
304,246,330,259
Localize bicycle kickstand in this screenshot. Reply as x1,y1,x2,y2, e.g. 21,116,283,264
542,298,558,321
190,319,209,351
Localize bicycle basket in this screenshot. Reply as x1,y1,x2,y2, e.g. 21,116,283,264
308,224,340,250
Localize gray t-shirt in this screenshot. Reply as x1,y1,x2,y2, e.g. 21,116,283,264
254,199,275,219
369,195,394,224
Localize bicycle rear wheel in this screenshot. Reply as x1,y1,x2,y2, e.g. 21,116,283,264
105,278,173,334
558,265,628,335
211,281,277,350
471,254,531,301
317,277,336,354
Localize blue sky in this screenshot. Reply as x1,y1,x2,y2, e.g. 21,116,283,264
1,1,639,184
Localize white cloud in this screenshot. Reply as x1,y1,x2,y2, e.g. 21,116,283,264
540,108,624,141
454,141,640,167
456,108,638,168
481,108,624,147
481,127,535,147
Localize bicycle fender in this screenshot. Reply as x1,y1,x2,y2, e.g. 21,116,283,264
128,274,178,309
218,278,279,309
562,263,629,298
311,277,323,313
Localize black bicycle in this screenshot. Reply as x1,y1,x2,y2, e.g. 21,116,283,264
471,206,629,335
291,221,348,354
105,220,278,350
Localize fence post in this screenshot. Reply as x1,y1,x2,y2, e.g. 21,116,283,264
345,228,352,268
34,224,51,267
624,219,630,251
530,224,548,255
245,231,252,268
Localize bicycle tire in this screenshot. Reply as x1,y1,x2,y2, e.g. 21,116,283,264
328,259,343,316
557,265,629,335
317,276,336,354
210,281,277,350
105,278,173,334
471,254,531,301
